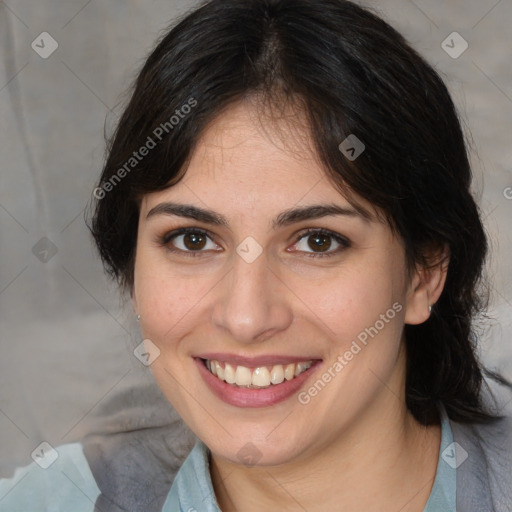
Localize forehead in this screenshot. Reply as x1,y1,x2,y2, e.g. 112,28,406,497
140,100,377,223
185,101,325,190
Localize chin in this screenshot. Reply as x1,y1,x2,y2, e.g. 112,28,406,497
205,430,307,467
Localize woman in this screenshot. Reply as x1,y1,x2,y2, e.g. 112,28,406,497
1,0,511,510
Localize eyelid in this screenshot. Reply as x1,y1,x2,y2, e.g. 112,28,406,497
158,226,351,258
160,227,217,246
288,228,351,258
158,227,220,258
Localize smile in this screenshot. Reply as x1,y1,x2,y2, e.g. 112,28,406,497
203,359,314,388
194,356,322,408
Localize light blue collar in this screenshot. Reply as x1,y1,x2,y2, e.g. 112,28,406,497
423,403,457,512
163,438,220,511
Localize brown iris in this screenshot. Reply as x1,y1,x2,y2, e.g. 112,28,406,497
308,233,331,252
183,232,207,251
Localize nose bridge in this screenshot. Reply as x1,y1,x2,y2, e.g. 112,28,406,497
211,247,292,343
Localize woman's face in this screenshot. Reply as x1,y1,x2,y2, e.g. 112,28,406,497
133,101,430,466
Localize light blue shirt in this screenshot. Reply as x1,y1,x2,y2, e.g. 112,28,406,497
424,405,457,511
0,408,455,511
0,443,101,512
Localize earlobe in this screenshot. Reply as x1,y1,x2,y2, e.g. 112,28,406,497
404,247,449,325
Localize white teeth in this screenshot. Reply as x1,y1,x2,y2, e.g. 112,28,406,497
252,367,271,387
284,363,295,381
270,365,285,385
205,359,314,388
214,361,224,380
235,366,252,386
295,361,313,376
224,363,236,384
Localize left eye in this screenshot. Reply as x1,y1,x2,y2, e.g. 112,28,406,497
290,229,350,258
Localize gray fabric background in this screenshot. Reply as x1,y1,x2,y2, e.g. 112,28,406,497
1,0,511,477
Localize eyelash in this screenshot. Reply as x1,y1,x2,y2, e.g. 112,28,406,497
158,227,351,259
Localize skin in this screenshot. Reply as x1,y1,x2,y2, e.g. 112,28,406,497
132,100,448,511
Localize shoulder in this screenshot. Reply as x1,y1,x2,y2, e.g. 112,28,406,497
450,377,512,512
0,442,100,512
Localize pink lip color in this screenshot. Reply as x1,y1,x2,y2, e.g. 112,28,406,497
194,357,322,408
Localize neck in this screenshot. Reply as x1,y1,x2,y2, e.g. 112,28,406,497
210,377,441,511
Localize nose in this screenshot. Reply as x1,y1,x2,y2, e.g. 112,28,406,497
211,248,293,344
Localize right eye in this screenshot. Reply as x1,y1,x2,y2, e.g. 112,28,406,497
159,228,221,257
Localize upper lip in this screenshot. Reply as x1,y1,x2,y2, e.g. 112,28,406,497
195,353,322,367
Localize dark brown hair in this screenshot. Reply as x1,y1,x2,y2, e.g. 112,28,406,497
88,0,511,425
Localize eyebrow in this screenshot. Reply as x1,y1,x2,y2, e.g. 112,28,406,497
146,201,372,229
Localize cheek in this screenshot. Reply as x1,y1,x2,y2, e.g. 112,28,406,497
299,270,406,414
134,252,216,348
307,265,403,341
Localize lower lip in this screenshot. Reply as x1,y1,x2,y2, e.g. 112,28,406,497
194,358,322,408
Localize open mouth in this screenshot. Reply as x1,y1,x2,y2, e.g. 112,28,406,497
201,358,315,389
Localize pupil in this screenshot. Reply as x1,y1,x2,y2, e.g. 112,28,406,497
309,234,331,252
184,233,206,250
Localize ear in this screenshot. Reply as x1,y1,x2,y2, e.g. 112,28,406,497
404,245,449,325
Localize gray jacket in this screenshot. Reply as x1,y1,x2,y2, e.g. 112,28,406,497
450,378,512,511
